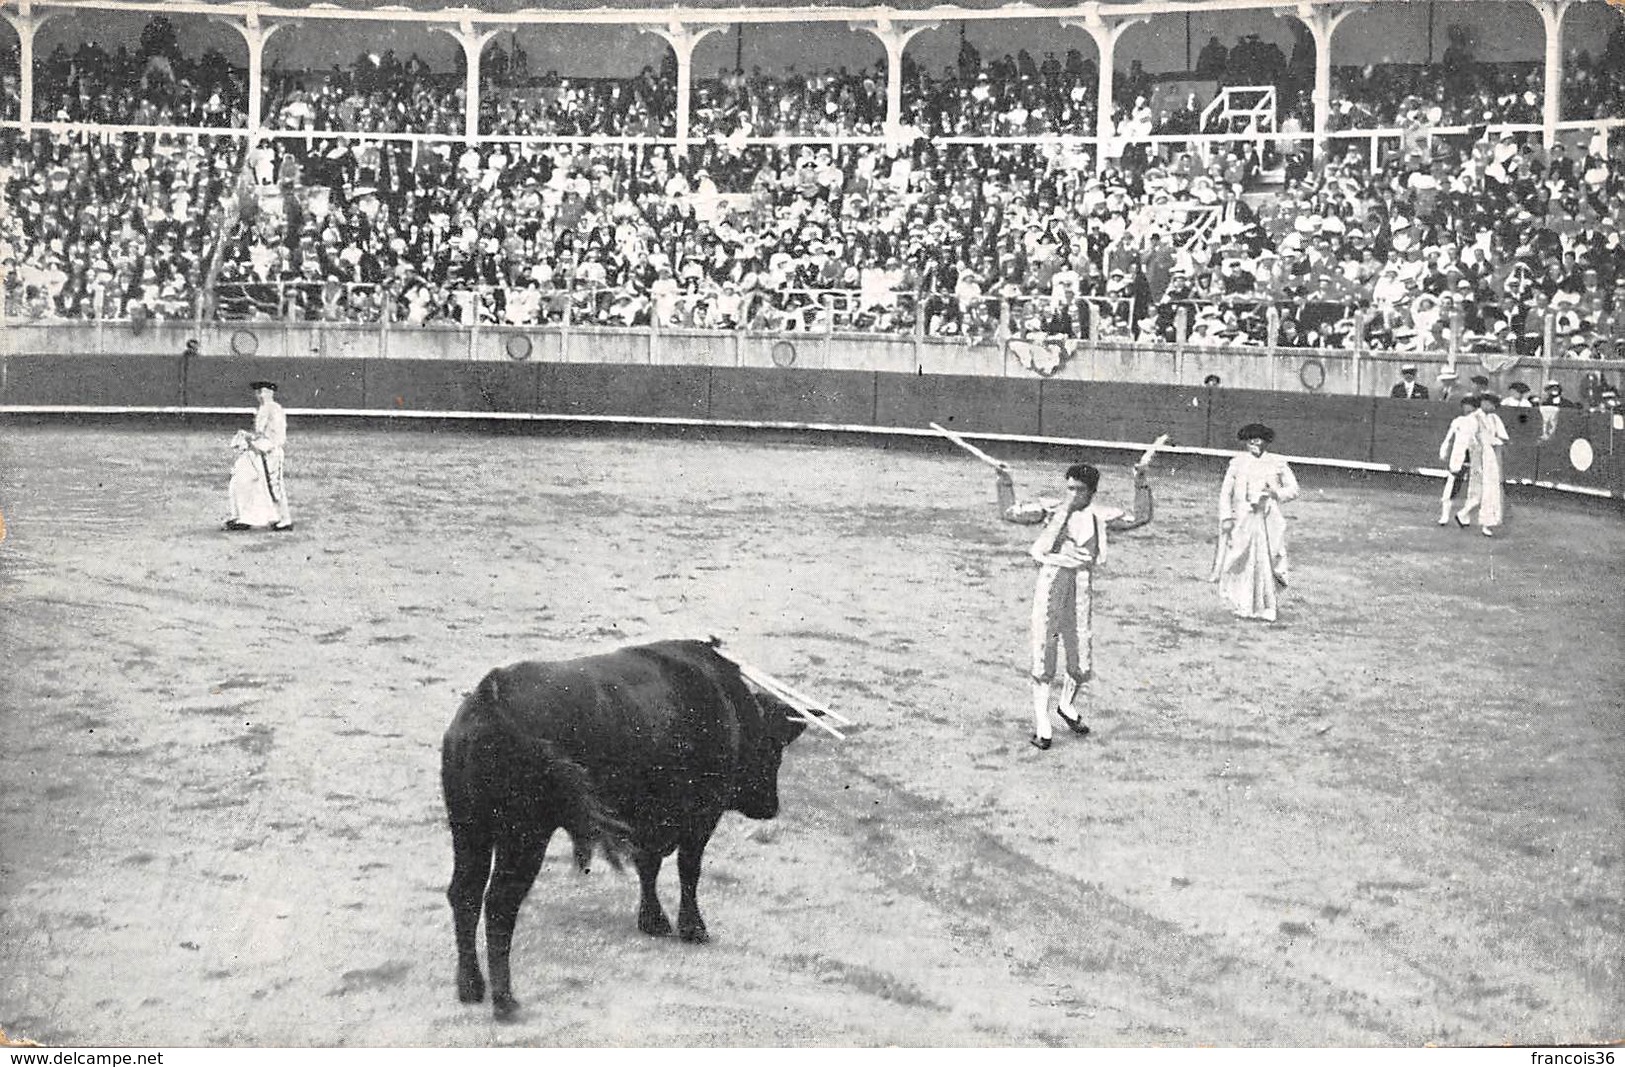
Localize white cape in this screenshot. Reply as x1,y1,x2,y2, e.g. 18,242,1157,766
228,434,280,528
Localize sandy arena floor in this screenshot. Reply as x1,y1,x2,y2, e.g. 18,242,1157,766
0,420,1620,1048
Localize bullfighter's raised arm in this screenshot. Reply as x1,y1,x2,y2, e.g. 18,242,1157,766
996,465,1052,525
997,463,1153,532
1106,464,1154,532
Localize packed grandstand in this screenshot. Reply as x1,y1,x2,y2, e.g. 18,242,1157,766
1,0,1622,364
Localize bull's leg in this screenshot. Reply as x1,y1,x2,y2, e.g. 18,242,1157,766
676,827,716,944
483,835,548,1022
447,819,495,1004
634,848,672,937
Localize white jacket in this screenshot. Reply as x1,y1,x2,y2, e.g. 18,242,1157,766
1439,413,1477,473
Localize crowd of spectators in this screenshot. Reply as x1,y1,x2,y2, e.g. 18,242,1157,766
167,124,1623,364
902,57,1097,139
6,124,1623,361
5,17,1625,364
5,117,1623,362
265,52,461,135
5,17,1622,138
0,131,246,321
1328,62,1544,132
1562,23,1625,123
482,68,673,138
28,18,246,128
694,66,884,139
1115,130,1625,360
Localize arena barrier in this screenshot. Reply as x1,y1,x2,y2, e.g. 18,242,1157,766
2,320,1621,401
2,352,1619,501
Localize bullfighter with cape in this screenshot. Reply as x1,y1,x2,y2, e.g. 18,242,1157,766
1215,423,1299,622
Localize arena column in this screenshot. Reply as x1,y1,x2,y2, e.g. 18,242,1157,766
1528,0,1574,150
1275,2,1361,161
209,11,289,137
1,3,53,134
639,21,728,156
1060,4,1149,174
433,19,500,143
850,18,938,145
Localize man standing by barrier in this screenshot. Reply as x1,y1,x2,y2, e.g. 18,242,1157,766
1391,363,1429,398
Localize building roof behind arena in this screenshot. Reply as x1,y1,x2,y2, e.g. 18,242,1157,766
52,0,1199,9
14,0,1488,17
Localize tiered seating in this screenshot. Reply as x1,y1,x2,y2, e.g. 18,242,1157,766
33,40,244,127
1,131,247,321
3,20,1621,362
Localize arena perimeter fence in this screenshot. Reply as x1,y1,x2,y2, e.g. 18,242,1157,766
2,318,1621,501
4,315,1620,396
183,283,1625,365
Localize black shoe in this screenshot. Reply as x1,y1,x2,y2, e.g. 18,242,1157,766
223,521,251,531
1029,735,1052,751
1274,573,1289,589
270,523,295,532
1058,712,1091,736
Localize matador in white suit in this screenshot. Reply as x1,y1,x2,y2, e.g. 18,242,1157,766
996,460,1154,750
1455,392,1508,536
1437,395,1479,526
226,380,294,532
1215,423,1299,622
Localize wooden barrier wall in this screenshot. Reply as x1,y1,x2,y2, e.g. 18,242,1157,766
2,353,1619,499
6,321,1623,402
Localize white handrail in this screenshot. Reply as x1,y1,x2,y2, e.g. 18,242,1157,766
2,117,1619,148
6,116,1612,147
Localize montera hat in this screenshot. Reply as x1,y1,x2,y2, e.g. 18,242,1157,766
1237,423,1275,443
249,380,279,392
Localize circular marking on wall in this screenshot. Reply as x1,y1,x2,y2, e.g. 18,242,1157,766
505,334,533,362
230,330,259,357
1568,437,1594,473
771,340,797,368
1299,359,1326,392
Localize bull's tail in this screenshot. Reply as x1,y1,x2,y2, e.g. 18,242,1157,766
458,671,632,875
528,741,632,875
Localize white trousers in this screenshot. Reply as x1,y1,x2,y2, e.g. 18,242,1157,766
1030,564,1093,684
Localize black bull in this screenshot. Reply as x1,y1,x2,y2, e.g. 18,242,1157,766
440,639,809,1020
